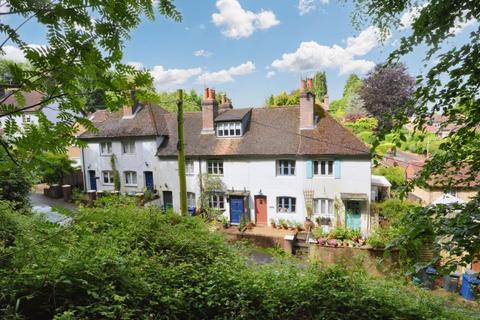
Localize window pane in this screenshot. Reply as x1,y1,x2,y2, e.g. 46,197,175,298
321,200,326,214
321,161,326,175
313,161,318,175
328,161,333,175
328,200,333,215
314,199,319,213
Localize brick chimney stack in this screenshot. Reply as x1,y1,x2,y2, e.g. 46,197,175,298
322,95,329,111
219,94,233,112
201,87,218,134
122,89,137,119
299,78,315,130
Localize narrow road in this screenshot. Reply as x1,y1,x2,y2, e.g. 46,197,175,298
29,192,78,211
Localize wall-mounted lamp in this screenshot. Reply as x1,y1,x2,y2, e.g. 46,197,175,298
258,189,263,195
164,183,168,189
145,161,149,167
87,164,91,169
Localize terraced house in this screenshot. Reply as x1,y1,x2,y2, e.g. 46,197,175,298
80,80,374,235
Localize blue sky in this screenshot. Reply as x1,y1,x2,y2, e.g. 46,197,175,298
2,0,476,107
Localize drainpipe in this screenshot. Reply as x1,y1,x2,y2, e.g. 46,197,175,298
81,146,87,192
198,157,203,208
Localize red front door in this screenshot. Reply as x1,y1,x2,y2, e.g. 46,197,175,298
255,196,267,225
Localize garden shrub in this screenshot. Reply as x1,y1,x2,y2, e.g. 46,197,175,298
0,201,476,319
35,152,75,185
373,165,406,190
0,154,32,209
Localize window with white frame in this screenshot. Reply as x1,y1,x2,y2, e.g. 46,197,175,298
102,171,114,184
122,141,135,154
445,190,457,197
209,193,225,209
186,160,194,175
314,160,334,176
277,197,296,213
276,160,295,176
314,198,334,217
187,192,196,208
22,114,31,123
207,160,223,175
216,121,242,137
124,171,137,186
100,141,112,155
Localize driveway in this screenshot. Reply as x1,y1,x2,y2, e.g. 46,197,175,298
29,192,78,211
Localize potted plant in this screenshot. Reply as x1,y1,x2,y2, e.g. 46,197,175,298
295,222,303,232
287,220,295,230
221,216,229,229
270,218,276,228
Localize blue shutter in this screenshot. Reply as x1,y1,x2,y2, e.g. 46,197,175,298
334,160,341,179
306,160,313,178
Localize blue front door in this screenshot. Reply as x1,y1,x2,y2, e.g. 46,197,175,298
230,197,244,224
345,201,361,230
144,171,154,191
88,170,97,190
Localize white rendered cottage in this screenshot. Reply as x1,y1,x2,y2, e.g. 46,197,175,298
80,80,374,235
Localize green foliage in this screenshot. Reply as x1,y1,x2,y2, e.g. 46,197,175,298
35,152,75,185
155,89,202,112
328,226,359,241
0,152,32,209
330,74,363,118
373,165,406,190
312,71,328,101
265,71,327,107
373,199,421,221
0,0,180,168
0,201,476,319
110,154,120,191
344,117,377,134
0,201,20,253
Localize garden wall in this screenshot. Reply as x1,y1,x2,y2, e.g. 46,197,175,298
309,245,399,278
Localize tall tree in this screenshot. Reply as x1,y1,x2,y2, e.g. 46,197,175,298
329,73,363,117
312,71,328,102
360,63,415,130
0,0,181,168
351,0,480,270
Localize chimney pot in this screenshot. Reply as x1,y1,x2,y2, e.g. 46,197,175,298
300,79,307,93
204,88,209,99
210,89,216,100
306,78,313,90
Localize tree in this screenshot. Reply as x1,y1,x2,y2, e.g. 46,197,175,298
360,63,415,130
312,71,328,102
0,0,181,168
350,0,479,269
344,93,368,118
156,90,202,112
329,74,363,118
35,152,75,185
0,151,31,209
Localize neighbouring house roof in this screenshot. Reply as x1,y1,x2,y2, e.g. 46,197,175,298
156,106,370,157
1,90,44,113
79,104,170,139
215,108,251,122
371,175,392,188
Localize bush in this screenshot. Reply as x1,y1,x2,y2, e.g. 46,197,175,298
0,202,475,319
35,152,75,185
0,154,32,209
373,165,406,190
373,199,421,222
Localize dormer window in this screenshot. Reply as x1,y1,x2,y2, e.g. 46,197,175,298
216,121,242,137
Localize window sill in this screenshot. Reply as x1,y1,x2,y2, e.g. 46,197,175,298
103,183,114,186
125,184,138,187
100,154,112,157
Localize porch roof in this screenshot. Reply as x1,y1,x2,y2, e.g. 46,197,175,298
340,193,368,201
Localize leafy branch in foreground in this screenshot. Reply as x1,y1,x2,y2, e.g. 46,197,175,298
0,0,181,168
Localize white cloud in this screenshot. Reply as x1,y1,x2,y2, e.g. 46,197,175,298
271,26,383,75
150,65,202,90
1,44,45,63
449,17,476,35
298,0,328,16
212,0,279,39
127,61,144,70
400,4,476,34
193,49,212,57
266,71,276,79
197,61,255,84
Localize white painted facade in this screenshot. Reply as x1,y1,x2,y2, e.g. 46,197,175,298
81,146,373,234
81,138,162,193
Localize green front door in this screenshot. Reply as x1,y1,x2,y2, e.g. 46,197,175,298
345,201,361,230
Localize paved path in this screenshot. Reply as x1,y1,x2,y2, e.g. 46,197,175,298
29,193,78,211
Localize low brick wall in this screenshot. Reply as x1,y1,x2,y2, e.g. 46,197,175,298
225,231,293,253
309,245,399,278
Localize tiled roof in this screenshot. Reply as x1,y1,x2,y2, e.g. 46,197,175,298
1,90,44,112
156,106,370,157
79,104,170,139
215,108,252,121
